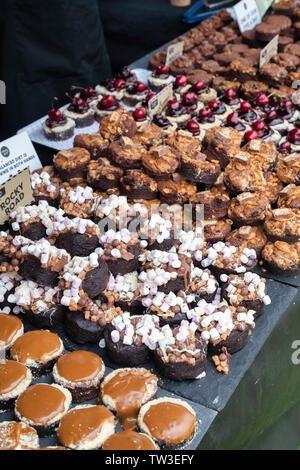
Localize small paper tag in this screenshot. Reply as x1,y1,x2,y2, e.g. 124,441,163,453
148,83,173,119
234,0,261,33
259,34,279,68
0,132,42,185
0,167,34,225
165,41,184,67
256,0,275,18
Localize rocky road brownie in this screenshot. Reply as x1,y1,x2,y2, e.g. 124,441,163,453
30,169,61,206
59,185,99,219
153,321,207,381
104,314,159,366
201,241,257,276
220,272,270,318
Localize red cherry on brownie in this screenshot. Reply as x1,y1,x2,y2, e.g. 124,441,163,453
279,141,292,151
227,112,239,125
240,101,252,113
100,95,115,108
208,100,219,110
252,120,265,131
134,107,147,120
225,88,237,100
183,91,196,104
145,92,156,102
193,81,205,90
199,107,212,118
186,119,200,133
289,128,300,142
136,82,147,92
245,130,258,141
48,108,62,121
114,79,126,90
279,99,293,109
156,64,168,75
175,75,187,86
167,99,180,111
267,109,278,120
256,93,269,106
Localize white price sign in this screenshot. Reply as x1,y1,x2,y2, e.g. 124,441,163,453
0,132,42,185
234,0,261,33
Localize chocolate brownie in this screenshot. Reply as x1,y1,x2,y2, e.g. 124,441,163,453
204,126,243,168
99,109,137,142
53,148,90,184
240,81,268,101
142,145,180,179
74,133,109,160
259,63,288,87
228,192,270,227
264,208,300,242
120,170,158,200
157,175,196,205
276,153,300,184
87,158,123,191
224,152,266,193
261,240,300,275
225,225,267,256
277,184,300,209
108,137,147,169
255,23,281,43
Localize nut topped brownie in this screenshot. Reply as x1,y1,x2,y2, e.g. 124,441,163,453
74,133,109,160
108,136,147,169
99,109,137,142
264,208,300,242
142,144,180,179
53,147,91,184
228,192,270,227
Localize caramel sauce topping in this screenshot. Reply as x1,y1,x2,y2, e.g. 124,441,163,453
56,350,103,383
0,422,36,450
16,384,67,425
57,405,114,446
10,330,62,364
101,369,157,431
0,360,28,394
102,430,157,450
143,401,196,444
0,314,22,347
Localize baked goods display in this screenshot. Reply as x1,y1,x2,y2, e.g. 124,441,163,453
2,4,300,451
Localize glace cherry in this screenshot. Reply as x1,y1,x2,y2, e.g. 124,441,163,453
244,130,259,141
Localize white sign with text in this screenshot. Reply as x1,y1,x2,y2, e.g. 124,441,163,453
234,0,261,33
0,132,41,185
